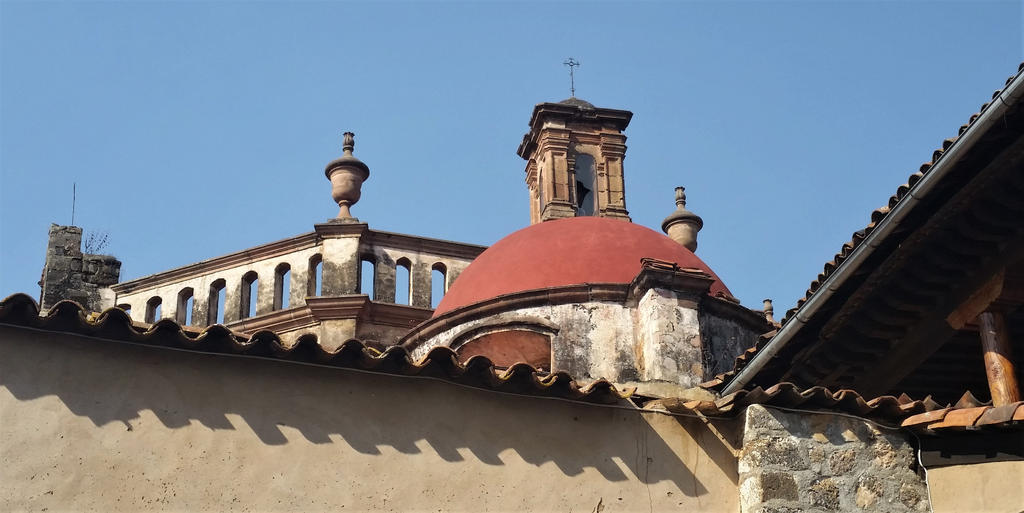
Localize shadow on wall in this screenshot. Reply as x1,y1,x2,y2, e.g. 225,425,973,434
0,326,738,496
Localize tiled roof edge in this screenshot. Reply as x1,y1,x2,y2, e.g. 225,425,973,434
4,293,1019,432
662,384,1022,432
0,293,631,404
654,382,939,423
708,62,1024,394
781,62,1024,326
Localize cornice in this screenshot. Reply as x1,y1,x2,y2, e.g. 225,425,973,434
313,222,370,238
367,301,434,328
525,103,633,132
111,232,320,295
111,226,486,296
626,263,714,303
225,304,320,333
364,230,487,260
225,295,434,334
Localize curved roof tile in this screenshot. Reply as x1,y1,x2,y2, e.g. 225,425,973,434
780,63,1024,325
6,293,1021,432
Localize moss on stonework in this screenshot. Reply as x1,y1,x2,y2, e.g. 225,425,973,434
808,478,840,510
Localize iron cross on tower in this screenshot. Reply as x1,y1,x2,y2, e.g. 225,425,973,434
563,57,580,97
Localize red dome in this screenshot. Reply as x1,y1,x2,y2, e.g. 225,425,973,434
434,217,731,316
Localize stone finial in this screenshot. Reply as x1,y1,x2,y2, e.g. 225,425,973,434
325,132,370,221
763,299,775,323
661,186,703,252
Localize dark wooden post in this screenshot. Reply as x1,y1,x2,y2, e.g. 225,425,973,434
977,310,1021,406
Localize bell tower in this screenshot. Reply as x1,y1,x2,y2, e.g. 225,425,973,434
517,98,633,224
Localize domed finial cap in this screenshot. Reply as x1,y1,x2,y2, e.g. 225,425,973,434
661,186,703,252
326,132,369,179
558,97,596,110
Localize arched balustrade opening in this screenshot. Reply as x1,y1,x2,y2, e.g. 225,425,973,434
360,256,376,300
240,271,259,319
395,257,412,305
274,263,291,310
431,263,447,308
308,254,323,297
208,279,226,325
176,287,194,326
145,296,162,323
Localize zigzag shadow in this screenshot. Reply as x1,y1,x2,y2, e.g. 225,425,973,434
0,323,739,497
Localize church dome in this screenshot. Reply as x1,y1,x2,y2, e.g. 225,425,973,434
558,97,596,109
433,217,732,316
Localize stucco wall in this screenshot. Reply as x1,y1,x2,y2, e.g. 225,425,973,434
928,461,1024,513
0,325,739,512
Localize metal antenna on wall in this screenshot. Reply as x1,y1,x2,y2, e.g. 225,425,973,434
563,57,580,97
71,183,76,226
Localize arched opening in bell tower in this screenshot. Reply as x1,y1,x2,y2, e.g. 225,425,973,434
573,153,596,216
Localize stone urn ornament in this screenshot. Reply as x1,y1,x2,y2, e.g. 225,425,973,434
661,186,703,252
324,132,370,221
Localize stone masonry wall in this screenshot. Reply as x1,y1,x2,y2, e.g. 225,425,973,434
739,404,928,513
39,225,121,312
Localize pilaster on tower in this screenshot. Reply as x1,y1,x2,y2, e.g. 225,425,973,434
517,98,633,223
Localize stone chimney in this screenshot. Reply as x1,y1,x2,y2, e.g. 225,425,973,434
661,186,703,252
325,132,370,223
39,224,121,312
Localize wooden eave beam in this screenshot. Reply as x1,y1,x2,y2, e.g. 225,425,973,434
855,239,1024,397
977,310,1021,406
835,135,1024,396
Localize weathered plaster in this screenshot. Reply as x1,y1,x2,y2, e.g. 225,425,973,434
411,292,759,398
699,308,763,377
635,288,703,389
412,301,630,377
322,237,360,296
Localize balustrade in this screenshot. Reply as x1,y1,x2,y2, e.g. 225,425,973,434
111,230,483,329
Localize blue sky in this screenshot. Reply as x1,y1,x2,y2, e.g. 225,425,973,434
2,1,1021,314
